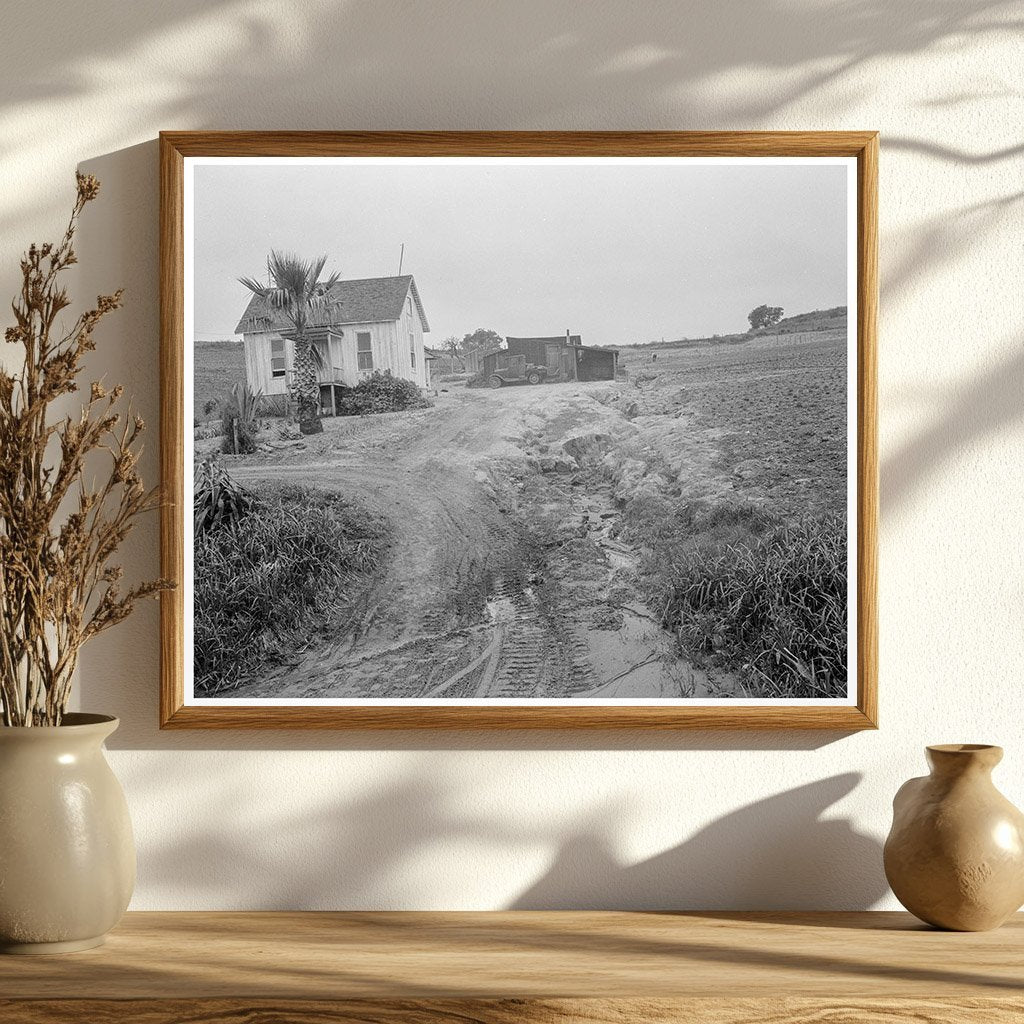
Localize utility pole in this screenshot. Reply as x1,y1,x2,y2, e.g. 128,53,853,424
568,328,578,381
397,243,405,275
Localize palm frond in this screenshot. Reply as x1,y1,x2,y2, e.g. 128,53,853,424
309,341,328,372
307,290,337,314
307,254,329,291
262,288,299,312
238,276,269,298
241,250,338,331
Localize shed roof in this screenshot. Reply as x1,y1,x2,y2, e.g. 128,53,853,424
234,275,429,335
506,335,582,347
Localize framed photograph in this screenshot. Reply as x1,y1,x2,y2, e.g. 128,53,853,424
160,131,877,729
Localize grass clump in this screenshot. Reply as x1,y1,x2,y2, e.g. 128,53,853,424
662,510,847,698
193,458,251,533
193,467,391,694
259,393,291,418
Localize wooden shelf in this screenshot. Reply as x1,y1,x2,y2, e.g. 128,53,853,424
1,911,1021,1022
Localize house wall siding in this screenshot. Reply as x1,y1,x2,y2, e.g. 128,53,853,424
327,319,419,387
396,293,428,386
243,330,289,396
408,299,427,386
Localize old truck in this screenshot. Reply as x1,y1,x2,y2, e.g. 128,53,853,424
483,351,549,388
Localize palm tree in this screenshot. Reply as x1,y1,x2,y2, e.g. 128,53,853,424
239,251,340,435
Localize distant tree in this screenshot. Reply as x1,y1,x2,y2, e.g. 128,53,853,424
747,304,784,331
462,327,503,355
441,335,462,370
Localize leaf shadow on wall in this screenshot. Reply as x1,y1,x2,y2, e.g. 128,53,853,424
883,191,1023,313
876,164,1024,514
0,0,1018,246
3,0,1015,127
131,762,886,911
128,763,1024,985
882,336,1024,512
511,774,887,911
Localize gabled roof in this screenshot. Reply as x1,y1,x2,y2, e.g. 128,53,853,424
234,275,430,335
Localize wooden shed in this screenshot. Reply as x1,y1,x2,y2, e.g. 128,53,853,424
504,335,617,382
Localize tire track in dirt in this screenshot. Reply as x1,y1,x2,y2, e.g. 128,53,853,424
509,415,709,699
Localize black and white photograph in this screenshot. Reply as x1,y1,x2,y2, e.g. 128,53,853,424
181,152,861,710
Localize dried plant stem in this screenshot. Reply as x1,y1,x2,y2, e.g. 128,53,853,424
0,173,172,726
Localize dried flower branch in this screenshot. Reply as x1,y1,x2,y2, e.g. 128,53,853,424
0,173,172,726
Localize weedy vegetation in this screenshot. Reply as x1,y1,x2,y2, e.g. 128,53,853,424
193,458,251,533
192,460,391,694
619,496,846,697
259,393,291,418
220,382,264,455
659,505,847,698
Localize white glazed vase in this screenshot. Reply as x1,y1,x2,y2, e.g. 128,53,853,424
0,713,135,953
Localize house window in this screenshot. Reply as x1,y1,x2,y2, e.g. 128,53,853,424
270,336,287,378
357,331,373,371
409,332,416,369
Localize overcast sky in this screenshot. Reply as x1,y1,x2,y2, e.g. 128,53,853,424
192,159,849,347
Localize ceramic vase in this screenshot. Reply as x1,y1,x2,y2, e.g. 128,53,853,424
884,744,1024,931
0,714,135,953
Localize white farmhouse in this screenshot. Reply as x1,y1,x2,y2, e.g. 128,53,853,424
234,274,430,412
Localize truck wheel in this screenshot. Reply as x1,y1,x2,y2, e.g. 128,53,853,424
527,371,542,385
489,375,504,389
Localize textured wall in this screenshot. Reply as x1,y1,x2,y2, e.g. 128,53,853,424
1,0,1021,910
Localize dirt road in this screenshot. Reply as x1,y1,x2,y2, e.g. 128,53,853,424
227,381,709,699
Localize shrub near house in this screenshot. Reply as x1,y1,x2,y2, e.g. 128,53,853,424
336,370,431,416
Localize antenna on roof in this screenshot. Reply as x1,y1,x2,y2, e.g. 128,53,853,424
397,243,405,276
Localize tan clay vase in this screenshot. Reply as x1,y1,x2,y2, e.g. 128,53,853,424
0,714,135,953
884,744,1024,931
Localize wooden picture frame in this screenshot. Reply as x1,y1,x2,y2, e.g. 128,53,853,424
160,131,877,730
